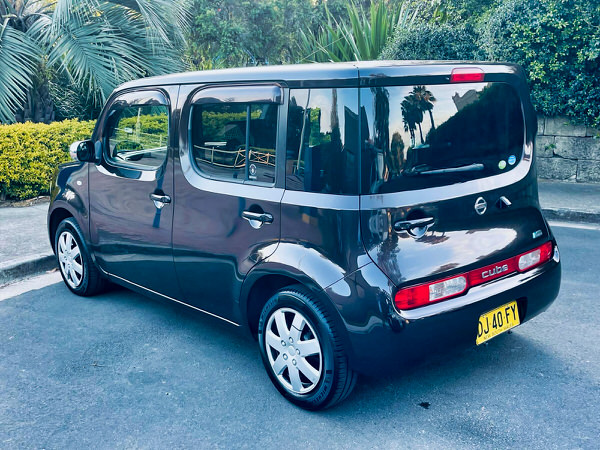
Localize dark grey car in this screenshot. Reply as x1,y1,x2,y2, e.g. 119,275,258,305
48,61,561,409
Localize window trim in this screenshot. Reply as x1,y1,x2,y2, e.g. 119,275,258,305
191,85,283,106
186,84,284,187
101,89,171,173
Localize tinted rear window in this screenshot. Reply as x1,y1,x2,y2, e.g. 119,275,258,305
361,83,525,194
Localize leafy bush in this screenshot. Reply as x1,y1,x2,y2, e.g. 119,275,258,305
478,0,600,128
0,119,95,200
381,0,600,128
298,0,419,62
380,23,479,61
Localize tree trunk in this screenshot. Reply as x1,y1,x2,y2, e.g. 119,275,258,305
16,72,55,124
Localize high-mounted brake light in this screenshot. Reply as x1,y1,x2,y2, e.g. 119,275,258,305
394,241,555,310
450,67,485,83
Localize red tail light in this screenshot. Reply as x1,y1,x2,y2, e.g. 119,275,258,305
394,241,555,310
450,67,485,83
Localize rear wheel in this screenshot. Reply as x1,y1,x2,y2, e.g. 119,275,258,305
258,285,357,410
55,218,105,296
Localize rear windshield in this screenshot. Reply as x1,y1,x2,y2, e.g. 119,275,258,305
360,83,525,194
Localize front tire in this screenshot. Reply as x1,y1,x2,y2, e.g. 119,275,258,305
258,285,357,410
55,218,105,296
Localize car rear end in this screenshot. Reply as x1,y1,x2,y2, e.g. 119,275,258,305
354,62,561,371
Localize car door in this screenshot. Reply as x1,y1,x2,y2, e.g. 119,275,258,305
88,86,182,299
172,84,285,323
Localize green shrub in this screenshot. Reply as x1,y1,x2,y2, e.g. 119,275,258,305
478,0,600,128
0,119,95,200
380,23,479,61
381,0,599,128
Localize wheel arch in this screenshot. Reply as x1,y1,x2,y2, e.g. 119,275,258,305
48,206,74,253
241,267,354,360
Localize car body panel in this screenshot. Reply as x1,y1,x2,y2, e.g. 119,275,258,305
48,162,90,248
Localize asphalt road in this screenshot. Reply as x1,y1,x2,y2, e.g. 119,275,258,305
0,223,598,449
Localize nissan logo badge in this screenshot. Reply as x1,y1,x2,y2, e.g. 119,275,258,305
474,197,487,215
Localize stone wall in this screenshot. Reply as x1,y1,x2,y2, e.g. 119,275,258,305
536,116,600,183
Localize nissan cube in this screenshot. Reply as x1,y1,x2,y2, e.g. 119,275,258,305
48,61,561,410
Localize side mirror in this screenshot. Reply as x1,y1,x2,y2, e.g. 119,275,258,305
69,140,96,163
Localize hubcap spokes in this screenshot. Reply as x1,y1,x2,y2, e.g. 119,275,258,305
58,231,83,288
265,307,322,394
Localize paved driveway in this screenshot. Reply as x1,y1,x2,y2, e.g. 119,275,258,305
0,224,598,449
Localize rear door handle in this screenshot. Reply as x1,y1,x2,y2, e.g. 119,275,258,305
150,193,171,209
242,210,273,229
394,217,435,236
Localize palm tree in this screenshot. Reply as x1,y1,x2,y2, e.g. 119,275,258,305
412,85,436,130
0,0,189,123
401,93,424,145
401,97,417,147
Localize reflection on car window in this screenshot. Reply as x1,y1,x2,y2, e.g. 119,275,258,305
190,102,277,184
286,88,359,195
107,104,169,169
361,83,524,194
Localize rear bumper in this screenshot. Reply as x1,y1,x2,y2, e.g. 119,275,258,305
328,257,561,376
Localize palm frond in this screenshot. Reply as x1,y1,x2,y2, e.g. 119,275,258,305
35,13,148,104
0,18,40,123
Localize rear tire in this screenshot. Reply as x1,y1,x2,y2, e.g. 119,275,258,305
55,218,106,296
258,284,357,410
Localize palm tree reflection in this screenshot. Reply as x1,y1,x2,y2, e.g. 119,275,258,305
401,86,436,147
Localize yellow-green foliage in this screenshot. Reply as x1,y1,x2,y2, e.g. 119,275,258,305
116,113,168,150
0,119,96,200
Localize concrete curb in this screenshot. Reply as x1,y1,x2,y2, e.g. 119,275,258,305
542,208,600,224
0,254,57,286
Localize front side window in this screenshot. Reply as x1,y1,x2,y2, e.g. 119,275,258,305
106,92,169,169
190,102,278,184
286,88,359,195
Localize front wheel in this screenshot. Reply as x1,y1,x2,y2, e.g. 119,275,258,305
258,285,357,410
55,218,106,296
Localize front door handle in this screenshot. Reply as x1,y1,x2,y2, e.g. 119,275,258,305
150,193,171,209
394,216,435,237
242,210,273,229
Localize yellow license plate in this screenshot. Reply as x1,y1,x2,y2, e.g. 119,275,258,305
476,301,520,345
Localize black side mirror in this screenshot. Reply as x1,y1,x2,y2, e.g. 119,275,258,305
69,140,96,163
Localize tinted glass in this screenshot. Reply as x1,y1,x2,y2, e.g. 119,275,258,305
361,83,525,194
107,104,169,169
286,88,359,194
190,103,278,184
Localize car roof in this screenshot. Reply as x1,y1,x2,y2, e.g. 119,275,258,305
116,60,519,91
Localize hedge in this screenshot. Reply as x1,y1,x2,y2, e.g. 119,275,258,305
382,0,600,128
380,23,479,61
478,0,600,128
0,119,95,200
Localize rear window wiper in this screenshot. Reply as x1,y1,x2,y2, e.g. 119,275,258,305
407,163,485,176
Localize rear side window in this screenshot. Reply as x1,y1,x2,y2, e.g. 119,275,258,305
105,91,169,169
361,83,525,194
190,102,278,184
286,88,359,195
